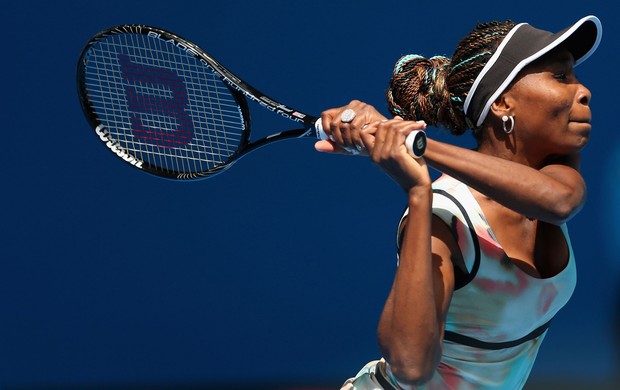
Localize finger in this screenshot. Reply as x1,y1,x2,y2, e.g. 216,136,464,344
314,140,337,153
338,107,360,148
344,101,386,149
349,118,367,151
314,140,352,155
413,120,427,130
335,106,356,145
335,117,366,152
320,111,337,139
329,120,345,145
384,120,415,163
360,123,377,154
382,121,398,159
372,122,389,161
339,123,354,148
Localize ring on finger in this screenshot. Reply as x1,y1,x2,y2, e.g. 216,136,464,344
340,109,356,123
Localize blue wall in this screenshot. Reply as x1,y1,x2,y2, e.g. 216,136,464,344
2,0,618,388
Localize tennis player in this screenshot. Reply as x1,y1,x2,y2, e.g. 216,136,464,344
317,15,602,389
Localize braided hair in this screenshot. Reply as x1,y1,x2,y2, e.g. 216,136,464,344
387,21,516,140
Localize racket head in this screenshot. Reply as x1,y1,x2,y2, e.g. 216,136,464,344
77,25,251,180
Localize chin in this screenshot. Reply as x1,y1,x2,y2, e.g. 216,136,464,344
568,125,591,149
574,135,590,152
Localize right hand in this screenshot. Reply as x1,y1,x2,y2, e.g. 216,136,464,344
315,100,387,155
361,117,432,193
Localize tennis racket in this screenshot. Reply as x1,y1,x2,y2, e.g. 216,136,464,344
77,24,426,180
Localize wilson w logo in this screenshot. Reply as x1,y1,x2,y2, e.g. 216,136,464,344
119,54,194,147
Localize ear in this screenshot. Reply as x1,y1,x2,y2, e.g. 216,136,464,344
490,92,514,118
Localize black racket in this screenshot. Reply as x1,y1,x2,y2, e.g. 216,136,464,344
77,24,426,180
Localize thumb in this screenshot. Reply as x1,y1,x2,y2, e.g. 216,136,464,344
315,140,363,155
315,140,338,153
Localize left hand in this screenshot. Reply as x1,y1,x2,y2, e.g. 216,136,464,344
361,117,431,192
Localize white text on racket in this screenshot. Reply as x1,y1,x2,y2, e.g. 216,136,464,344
95,125,144,168
146,31,308,125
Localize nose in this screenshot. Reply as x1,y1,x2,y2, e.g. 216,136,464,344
578,83,592,106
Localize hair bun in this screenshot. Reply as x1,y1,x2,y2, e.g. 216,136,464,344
387,54,453,127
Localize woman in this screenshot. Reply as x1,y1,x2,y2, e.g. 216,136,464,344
316,15,602,389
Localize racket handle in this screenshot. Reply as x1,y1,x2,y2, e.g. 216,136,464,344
405,130,427,158
314,118,330,141
314,118,426,158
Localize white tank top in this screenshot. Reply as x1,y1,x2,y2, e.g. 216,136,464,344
390,174,577,389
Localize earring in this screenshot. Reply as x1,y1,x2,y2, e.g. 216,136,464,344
502,115,515,134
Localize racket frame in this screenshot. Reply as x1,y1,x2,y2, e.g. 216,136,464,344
77,24,320,180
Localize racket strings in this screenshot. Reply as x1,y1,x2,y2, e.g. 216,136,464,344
82,30,246,175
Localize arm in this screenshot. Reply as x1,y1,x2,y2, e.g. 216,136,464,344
358,119,455,386
423,140,585,224
378,207,456,386
316,101,585,225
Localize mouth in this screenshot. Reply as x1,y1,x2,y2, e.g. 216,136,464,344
569,119,592,133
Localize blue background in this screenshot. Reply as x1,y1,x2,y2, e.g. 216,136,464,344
2,0,619,388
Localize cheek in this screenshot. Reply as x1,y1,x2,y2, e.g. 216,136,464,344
517,82,571,120
544,90,571,118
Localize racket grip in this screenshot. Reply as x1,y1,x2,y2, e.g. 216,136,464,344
314,118,330,141
313,118,426,158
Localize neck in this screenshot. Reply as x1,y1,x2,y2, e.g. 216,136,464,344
476,127,545,169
